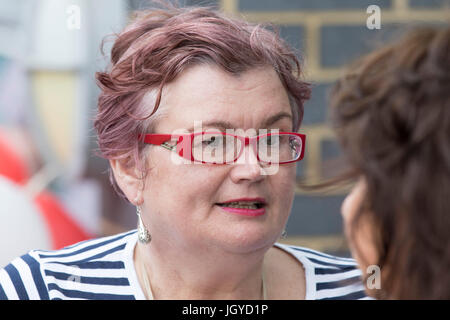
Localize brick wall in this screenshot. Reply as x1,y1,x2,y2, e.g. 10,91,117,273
129,0,450,255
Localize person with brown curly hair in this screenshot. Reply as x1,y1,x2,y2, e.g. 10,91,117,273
331,25,450,299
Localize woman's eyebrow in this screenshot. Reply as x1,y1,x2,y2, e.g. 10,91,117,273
186,121,234,132
186,111,293,132
263,111,292,127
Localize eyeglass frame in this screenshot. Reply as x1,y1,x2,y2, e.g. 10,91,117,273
139,131,306,165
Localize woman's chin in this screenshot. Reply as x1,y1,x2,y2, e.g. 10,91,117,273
209,228,279,254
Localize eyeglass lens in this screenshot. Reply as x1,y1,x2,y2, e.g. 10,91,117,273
191,133,302,164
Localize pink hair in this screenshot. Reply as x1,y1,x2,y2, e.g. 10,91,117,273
94,3,310,199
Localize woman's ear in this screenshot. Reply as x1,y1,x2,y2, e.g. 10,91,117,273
110,159,144,206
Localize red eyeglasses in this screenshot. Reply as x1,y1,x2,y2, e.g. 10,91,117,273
139,131,306,164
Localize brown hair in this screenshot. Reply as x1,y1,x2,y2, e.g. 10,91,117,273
94,1,310,199
329,25,450,299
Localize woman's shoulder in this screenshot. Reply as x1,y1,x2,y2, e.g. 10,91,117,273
0,230,138,300
274,242,359,269
274,242,371,300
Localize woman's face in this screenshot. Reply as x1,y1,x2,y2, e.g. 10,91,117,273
141,64,297,254
341,178,378,271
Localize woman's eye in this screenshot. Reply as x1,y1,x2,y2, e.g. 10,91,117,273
265,136,279,145
203,136,219,146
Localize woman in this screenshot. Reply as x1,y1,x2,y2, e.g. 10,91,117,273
331,26,450,299
0,4,367,300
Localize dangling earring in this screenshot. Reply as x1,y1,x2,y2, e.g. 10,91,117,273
280,229,287,240
137,206,151,244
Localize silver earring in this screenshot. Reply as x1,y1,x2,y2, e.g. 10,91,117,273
281,229,287,239
136,206,151,244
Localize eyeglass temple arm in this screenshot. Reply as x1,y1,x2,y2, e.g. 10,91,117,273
140,134,182,151
140,134,172,145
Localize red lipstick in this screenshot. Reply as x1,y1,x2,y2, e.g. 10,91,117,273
216,197,267,217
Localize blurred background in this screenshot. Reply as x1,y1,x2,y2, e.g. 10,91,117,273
0,0,448,266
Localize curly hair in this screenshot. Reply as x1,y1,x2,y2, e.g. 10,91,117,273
330,26,450,299
93,2,310,198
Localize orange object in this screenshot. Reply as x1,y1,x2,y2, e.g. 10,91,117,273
34,191,91,249
0,130,91,249
0,132,29,184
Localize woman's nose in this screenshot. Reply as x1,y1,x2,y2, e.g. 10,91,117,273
229,142,265,183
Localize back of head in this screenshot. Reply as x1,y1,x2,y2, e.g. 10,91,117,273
330,25,450,299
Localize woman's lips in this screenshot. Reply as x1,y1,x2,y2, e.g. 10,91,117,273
216,205,266,217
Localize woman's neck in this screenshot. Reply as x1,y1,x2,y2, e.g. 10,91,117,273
134,240,269,300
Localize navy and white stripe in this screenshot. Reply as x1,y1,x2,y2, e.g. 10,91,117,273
276,244,370,300
1,230,369,300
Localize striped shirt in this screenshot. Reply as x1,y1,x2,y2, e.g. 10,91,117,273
0,229,369,300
